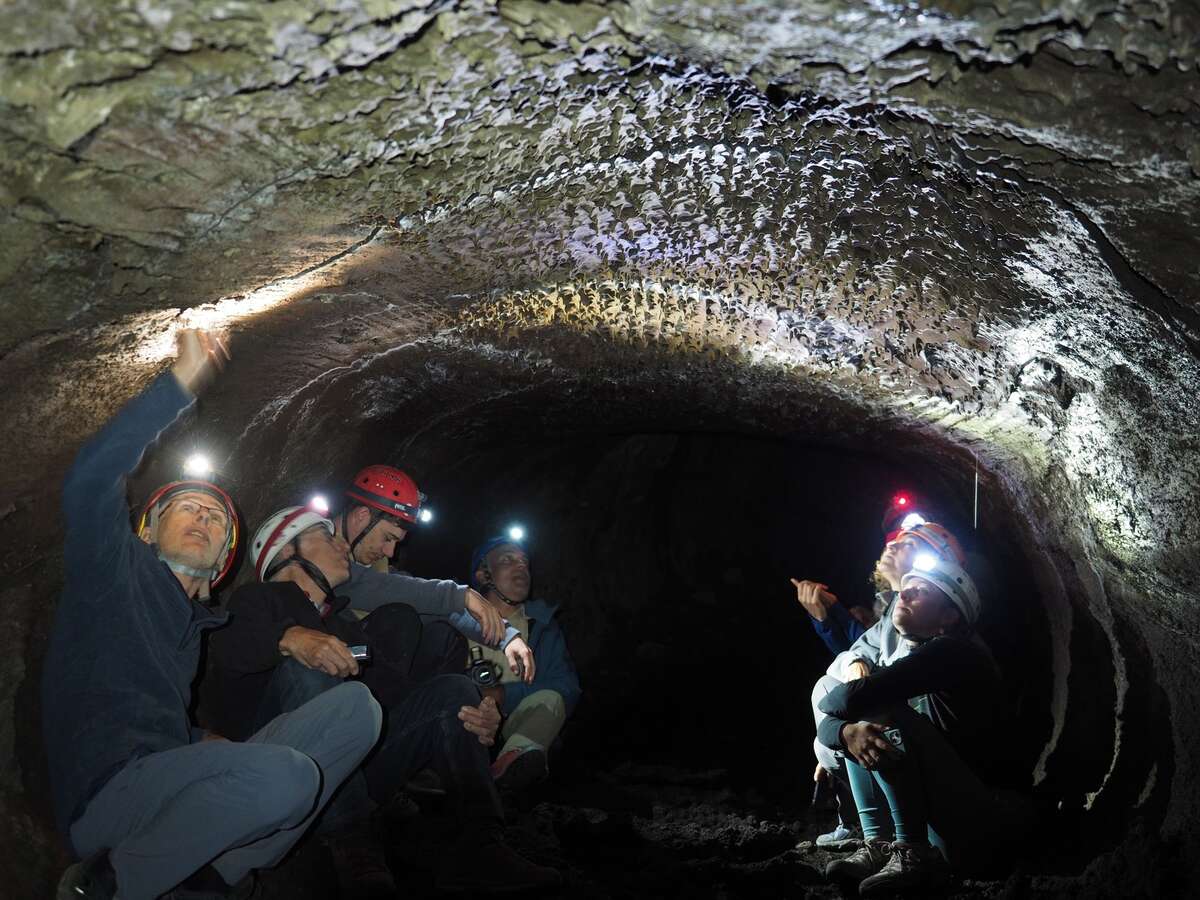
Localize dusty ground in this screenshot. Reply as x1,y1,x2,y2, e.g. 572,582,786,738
254,760,1183,900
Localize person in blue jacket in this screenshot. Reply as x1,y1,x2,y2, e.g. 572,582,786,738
44,330,381,900
468,536,582,791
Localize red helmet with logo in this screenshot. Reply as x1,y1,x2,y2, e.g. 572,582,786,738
344,465,424,526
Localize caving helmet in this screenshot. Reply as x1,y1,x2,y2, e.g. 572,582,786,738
341,464,427,560
897,521,967,568
137,480,240,595
252,504,337,584
901,555,981,627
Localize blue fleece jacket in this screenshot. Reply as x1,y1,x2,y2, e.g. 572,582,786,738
500,598,581,718
42,373,227,849
808,603,867,656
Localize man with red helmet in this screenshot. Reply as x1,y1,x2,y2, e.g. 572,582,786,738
334,464,533,681
46,330,382,900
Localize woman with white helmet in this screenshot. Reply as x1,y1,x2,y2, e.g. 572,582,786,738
815,555,1033,896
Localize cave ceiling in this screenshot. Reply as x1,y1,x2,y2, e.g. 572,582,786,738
2,1,1199,609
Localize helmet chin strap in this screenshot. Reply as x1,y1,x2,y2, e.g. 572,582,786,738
265,539,339,605
345,508,385,563
481,566,523,608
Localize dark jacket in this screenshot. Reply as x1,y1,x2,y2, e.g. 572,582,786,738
203,582,369,741
817,634,1005,780
495,598,581,718
42,373,227,849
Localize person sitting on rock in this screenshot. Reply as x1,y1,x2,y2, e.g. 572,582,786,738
817,556,1032,895
801,521,968,849
45,330,382,900
468,535,582,792
203,503,559,895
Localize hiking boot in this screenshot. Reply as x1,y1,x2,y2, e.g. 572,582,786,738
815,821,862,850
859,841,950,896
325,826,396,899
57,851,117,900
825,838,891,886
405,767,447,796
490,747,548,793
435,839,561,893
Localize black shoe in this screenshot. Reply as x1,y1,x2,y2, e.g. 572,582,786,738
491,747,548,794
57,851,118,900
325,827,396,899
435,840,561,893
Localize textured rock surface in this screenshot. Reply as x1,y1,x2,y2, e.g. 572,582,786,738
2,0,1199,894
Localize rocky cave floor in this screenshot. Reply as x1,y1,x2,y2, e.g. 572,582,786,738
253,760,1167,900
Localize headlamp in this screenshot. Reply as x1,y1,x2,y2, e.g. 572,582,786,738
913,552,938,573
900,512,926,529
418,508,434,524
309,494,330,514
183,453,213,478
507,524,526,542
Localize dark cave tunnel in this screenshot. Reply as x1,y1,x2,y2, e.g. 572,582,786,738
5,2,1200,897
46,339,1165,899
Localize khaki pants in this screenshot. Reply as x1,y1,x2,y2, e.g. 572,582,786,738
499,689,566,757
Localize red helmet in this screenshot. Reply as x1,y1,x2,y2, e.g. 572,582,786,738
137,480,240,587
344,465,424,526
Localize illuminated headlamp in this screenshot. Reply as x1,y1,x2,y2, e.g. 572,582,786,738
900,512,926,529
507,524,526,542
183,453,213,478
418,508,434,524
309,494,330,514
913,552,939,573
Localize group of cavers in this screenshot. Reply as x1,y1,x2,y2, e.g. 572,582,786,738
46,328,1034,900
790,498,1036,894
47,331,578,900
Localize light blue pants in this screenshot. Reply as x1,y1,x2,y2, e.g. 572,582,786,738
71,682,381,900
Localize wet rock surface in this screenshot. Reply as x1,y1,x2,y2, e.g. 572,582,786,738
2,0,1199,895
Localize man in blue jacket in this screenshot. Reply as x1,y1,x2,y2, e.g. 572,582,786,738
468,536,582,791
44,330,382,900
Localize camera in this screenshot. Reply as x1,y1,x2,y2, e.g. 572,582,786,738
467,646,500,687
883,727,905,753
349,644,371,663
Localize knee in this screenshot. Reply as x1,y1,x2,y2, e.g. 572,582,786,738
277,657,342,696
428,673,482,708
424,620,466,655
522,689,566,720
364,601,422,635
334,681,383,748
811,674,841,705
243,746,321,828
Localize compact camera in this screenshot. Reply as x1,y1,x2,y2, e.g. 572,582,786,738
467,646,501,687
349,644,371,663
883,727,905,754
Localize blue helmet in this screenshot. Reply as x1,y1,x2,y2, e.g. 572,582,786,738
470,535,526,589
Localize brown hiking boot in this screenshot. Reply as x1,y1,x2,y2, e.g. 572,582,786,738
859,840,950,896
825,837,891,886
435,839,561,893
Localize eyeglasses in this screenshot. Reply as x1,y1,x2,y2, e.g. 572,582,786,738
169,498,229,530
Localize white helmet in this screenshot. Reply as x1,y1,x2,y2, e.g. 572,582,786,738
252,505,335,582
901,555,981,626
